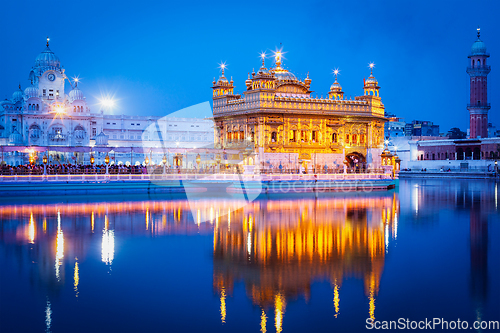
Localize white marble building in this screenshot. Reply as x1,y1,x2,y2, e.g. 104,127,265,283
0,39,214,165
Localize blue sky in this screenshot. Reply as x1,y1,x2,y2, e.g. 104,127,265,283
1,0,499,132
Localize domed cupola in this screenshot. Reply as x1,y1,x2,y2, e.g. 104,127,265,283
9,129,23,145
69,81,85,102
217,64,229,84
329,69,344,100
363,63,380,97
270,50,298,82
257,53,270,74
35,37,61,69
24,81,39,100
12,84,24,103
470,28,487,56
245,73,252,90
212,63,234,98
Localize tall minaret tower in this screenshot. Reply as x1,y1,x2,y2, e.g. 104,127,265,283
467,27,491,139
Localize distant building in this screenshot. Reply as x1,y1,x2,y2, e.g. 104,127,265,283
487,123,498,138
404,120,439,137
406,29,499,167
0,38,214,166
385,117,406,138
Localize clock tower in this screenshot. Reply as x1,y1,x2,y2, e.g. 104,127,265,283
30,37,67,103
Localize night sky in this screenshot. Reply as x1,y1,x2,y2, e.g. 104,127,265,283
1,0,499,133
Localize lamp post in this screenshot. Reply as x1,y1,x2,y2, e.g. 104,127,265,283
162,154,167,174
145,156,150,166
105,153,110,175
43,154,47,176
215,154,221,172
196,154,201,168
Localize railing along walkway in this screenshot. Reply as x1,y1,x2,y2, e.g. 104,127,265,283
0,172,393,183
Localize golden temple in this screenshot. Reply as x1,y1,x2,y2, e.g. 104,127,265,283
212,51,387,172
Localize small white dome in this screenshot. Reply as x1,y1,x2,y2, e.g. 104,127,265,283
69,86,84,101
24,84,39,99
365,75,378,85
12,86,24,103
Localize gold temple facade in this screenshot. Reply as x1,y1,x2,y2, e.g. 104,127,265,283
212,52,387,171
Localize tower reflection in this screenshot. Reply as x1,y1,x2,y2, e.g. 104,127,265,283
213,194,399,327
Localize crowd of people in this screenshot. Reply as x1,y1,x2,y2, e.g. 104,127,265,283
0,162,388,175
0,163,147,175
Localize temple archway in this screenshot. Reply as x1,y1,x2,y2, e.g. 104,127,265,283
345,152,366,171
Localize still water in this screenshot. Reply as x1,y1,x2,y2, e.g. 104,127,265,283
0,179,498,332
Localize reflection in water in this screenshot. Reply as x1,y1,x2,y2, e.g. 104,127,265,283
0,180,497,332
213,194,399,325
29,213,35,244
55,211,64,282
102,230,115,266
469,188,489,331
74,260,79,298
45,298,52,333
275,293,286,333
260,309,267,333
220,287,226,324
333,280,340,318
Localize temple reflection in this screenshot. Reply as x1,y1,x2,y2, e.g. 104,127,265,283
212,194,399,326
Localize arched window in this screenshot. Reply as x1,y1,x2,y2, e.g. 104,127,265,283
36,104,39,111
346,134,350,143
332,133,337,143
352,134,357,144
478,59,481,66
271,132,277,143
472,60,475,67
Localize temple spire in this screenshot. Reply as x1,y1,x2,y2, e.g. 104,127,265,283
333,69,339,82
46,36,50,47
218,62,226,77
477,26,480,39
369,63,375,76
260,52,266,68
